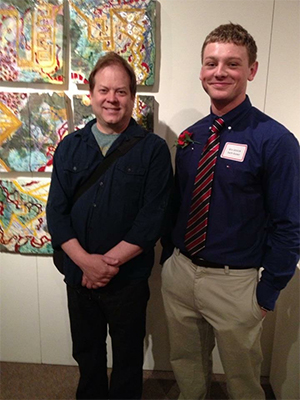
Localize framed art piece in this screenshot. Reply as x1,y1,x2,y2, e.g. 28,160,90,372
70,0,156,85
0,92,69,172
0,178,52,254
0,0,64,84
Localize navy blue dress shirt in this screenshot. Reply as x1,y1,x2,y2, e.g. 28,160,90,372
46,118,173,287
163,96,299,311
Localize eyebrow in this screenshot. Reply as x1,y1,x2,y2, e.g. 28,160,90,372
98,85,128,90
204,56,243,62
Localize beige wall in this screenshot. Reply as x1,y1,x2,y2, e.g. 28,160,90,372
0,1,299,393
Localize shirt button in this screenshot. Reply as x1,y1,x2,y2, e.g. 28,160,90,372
93,203,97,208
73,166,77,171
99,181,104,186
127,167,132,172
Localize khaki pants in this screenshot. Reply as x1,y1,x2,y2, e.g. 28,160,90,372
161,249,265,400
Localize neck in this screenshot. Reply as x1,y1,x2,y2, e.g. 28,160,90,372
211,95,246,116
96,120,129,135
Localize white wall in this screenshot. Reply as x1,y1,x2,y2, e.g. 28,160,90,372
270,267,300,400
0,0,299,388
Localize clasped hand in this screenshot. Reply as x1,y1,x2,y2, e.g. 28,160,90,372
81,254,119,289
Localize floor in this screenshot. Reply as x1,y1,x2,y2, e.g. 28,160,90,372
0,362,276,399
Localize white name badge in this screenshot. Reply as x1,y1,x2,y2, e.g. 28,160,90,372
221,142,248,162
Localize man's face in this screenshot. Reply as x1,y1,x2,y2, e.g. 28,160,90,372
200,42,258,114
90,64,135,134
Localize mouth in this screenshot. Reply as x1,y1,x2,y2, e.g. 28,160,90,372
210,82,231,86
104,107,120,112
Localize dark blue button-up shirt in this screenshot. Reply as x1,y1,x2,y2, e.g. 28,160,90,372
163,97,299,310
46,118,173,286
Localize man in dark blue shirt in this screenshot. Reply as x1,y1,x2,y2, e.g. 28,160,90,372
46,53,172,399
161,23,299,400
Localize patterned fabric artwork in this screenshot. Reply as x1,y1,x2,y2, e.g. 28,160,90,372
0,178,52,254
70,0,156,85
73,94,154,131
0,92,69,172
0,0,64,84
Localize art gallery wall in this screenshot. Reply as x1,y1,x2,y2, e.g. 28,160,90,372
0,0,299,392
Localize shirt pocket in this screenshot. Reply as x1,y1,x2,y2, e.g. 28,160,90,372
115,164,146,205
63,158,93,196
116,164,146,177
63,160,91,174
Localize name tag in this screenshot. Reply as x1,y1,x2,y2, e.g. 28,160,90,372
221,142,248,162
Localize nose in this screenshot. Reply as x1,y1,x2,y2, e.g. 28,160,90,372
107,91,117,102
214,63,227,78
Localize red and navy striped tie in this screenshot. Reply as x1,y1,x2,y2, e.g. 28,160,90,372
184,118,225,255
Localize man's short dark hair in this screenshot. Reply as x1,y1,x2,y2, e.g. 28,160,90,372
201,23,257,65
89,52,137,96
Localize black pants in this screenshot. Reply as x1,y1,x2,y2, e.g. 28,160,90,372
67,279,150,400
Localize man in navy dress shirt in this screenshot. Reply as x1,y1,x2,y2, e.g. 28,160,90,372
161,23,299,400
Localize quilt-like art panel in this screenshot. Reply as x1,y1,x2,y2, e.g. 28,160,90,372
73,94,154,131
70,0,156,85
0,178,52,254
0,0,64,84
0,92,68,172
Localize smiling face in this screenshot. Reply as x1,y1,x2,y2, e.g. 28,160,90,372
90,64,135,134
200,42,258,115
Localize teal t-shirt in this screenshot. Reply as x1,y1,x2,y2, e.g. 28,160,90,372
92,123,119,155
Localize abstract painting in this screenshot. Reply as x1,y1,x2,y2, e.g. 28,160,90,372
0,92,69,172
73,94,154,131
0,178,52,254
70,0,156,85
0,0,64,84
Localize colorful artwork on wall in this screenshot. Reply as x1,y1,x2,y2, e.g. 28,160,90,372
73,94,154,131
0,0,64,84
0,178,53,254
134,95,154,131
70,0,156,85
0,92,69,172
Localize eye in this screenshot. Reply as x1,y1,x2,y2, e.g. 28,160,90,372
99,88,107,94
117,90,127,95
229,61,239,68
206,62,216,68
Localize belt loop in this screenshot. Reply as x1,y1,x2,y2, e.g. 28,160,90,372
225,265,230,275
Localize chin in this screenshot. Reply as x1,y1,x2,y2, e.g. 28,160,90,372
104,118,119,125
210,92,232,101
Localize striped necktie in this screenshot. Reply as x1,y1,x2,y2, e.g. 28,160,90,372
184,117,225,255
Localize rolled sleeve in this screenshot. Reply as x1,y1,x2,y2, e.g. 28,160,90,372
46,145,77,249
124,140,173,251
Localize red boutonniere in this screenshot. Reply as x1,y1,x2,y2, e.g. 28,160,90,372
175,130,200,148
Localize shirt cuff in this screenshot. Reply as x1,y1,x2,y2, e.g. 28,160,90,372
256,280,280,311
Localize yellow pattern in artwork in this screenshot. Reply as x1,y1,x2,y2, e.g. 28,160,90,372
0,102,22,146
0,1,62,74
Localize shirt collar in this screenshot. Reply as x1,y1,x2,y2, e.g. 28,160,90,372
210,95,252,128
75,117,145,144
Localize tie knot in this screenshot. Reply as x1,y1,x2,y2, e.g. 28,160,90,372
211,117,225,134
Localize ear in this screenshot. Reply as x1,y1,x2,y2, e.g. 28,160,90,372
248,61,258,82
199,67,203,82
